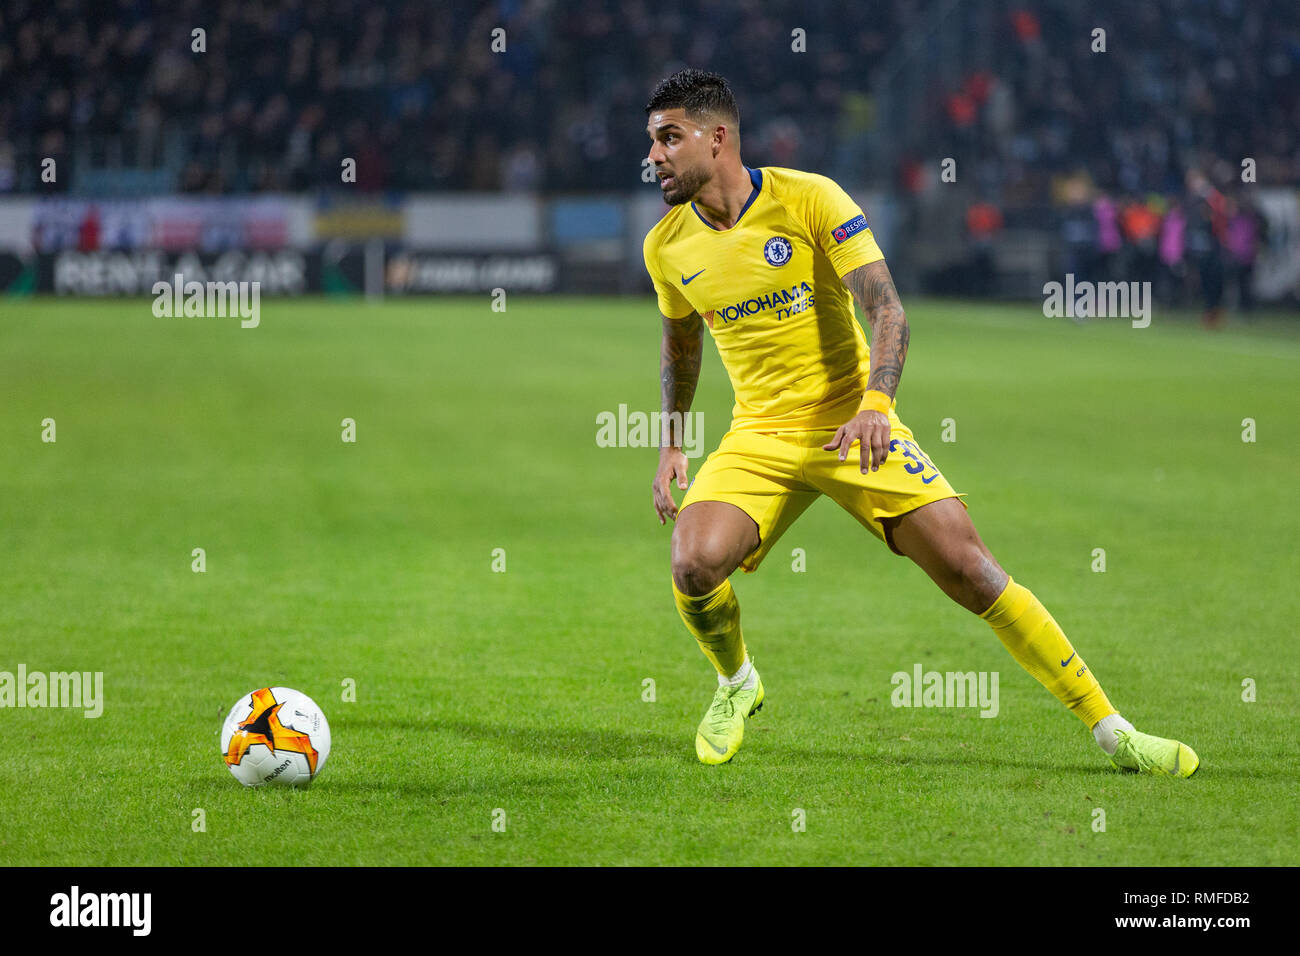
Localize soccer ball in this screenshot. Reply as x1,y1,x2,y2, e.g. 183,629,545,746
221,687,331,788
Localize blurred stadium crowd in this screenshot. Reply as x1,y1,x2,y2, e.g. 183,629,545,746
4,0,1295,191
901,1,1294,317
0,0,1295,307
0,0,907,192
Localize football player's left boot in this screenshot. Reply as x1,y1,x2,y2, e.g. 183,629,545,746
1110,728,1200,778
695,669,764,766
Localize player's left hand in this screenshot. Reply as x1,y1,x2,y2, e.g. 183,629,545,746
824,410,891,472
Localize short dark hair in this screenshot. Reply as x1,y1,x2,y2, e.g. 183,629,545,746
645,69,739,127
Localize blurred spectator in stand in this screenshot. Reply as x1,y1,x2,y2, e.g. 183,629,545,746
1157,198,1187,306
1092,193,1123,281
1119,194,1162,285
1184,169,1227,328
77,204,100,251
501,140,541,191
966,199,1004,296
1224,195,1266,315
1057,176,1096,280
0,142,15,192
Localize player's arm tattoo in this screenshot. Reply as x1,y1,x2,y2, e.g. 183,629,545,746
660,310,703,448
843,259,909,399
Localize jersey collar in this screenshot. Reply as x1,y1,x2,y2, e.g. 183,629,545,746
691,166,763,231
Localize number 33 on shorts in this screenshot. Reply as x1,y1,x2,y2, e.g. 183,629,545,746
889,436,941,483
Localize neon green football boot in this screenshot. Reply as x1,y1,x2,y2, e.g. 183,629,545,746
1110,728,1200,778
695,666,764,766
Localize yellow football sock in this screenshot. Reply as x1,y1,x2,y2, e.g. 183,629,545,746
672,577,748,678
980,577,1116,729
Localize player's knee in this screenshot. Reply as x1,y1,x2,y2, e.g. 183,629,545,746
955,549,1008,614
670,543,732,596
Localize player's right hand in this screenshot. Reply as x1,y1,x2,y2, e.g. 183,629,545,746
653,448,690,525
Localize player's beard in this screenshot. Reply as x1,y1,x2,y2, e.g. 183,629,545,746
659,165,708,206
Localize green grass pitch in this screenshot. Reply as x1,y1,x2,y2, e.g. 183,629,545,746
1,294,1297,866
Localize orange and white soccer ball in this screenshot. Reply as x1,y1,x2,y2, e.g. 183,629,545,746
221,687,331,788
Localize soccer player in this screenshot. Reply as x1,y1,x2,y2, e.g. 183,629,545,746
642,69,1199,776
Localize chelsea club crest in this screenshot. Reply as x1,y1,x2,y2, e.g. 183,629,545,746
763,236,793,266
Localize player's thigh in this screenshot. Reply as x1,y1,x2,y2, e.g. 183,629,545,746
805,416,962,553
671,500,761,593
887,497,1008,613
672,430,817,590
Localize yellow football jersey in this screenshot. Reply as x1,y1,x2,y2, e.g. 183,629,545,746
643,165,885,431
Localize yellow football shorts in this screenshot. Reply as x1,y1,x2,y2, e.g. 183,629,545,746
679,408,965,571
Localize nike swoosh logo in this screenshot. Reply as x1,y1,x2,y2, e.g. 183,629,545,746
700,736,728,755
681,269,705,285
1061,652,1076,667
1171,749,1180,775
921,473,939,484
